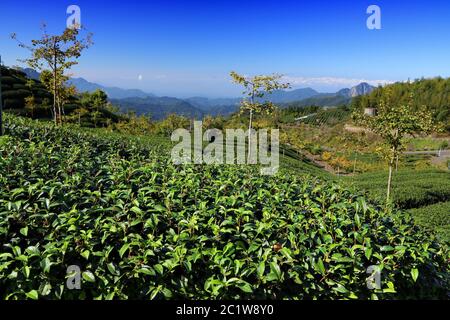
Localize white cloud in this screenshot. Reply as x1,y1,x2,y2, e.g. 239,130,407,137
283,76,395,88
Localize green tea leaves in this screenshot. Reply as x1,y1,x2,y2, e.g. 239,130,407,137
82,271,96,283
411,268,419,282
0,114,447,300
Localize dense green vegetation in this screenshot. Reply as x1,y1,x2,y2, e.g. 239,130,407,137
1,68,449,300
0,66,121,128
346,169,450,243
352,77,450,131
348,169,450,209
283,95,351,108
409,202,450,244
280,146,332,179
0,66,53,116
279,105,351,125
1,115,448,299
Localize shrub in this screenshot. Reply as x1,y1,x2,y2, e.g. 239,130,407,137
409,202,450,244
348,169,450,209
321,151,332,161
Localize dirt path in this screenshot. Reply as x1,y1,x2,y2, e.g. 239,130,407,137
403,149,450,168
429,150,450,167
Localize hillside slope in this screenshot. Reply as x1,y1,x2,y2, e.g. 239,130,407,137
1,66,54,117
0,115,448,299
352,77,450,130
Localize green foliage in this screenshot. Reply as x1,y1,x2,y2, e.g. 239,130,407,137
348,169,450,209
112,113,154,135
153,113,190,137
0,115,448,300
353,90,435,159
409,202,450,244
352,78,450,131
279,150,331,179
230,71,290,118
0,66,52,116
230,71,290,160
1,65,123,127
12,25,93,124
353,89,436,203
280,105,350,126
67,89,121,128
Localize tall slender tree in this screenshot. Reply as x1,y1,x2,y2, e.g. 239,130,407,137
353,90,436,205
230,71,290,161
12,24,92,124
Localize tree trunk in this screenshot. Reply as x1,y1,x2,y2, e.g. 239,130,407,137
53,77,57,124
386,158,394,204
58,100,63,125
53,42,58,125
247,108,253,161
387,130,399,205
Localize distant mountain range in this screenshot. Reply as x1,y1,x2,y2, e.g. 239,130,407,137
17,67,155,100
16,67,375,119
110,96,205,120
67,78,156,100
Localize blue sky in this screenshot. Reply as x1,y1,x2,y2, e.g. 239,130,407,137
1,0,450,97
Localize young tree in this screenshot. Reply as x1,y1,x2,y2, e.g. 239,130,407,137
353,90,435,204
90,89,108,108
24,96,36,118
79,89,108,127
73,107,89,125
24,79,36,117
12,24,92,124
230,71,290,160
92,110,102,128
40,97,52,119
156,113,190,137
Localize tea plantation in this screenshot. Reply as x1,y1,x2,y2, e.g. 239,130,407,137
347,170,450,243
0,115,448,299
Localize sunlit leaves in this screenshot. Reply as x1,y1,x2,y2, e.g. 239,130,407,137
82,271,96,283
0,115,448,300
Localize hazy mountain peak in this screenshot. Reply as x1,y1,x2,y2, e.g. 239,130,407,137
350,82,375,97
335,83,375,98
13,67,40,80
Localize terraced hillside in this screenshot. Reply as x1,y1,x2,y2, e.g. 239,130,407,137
347,170,450,243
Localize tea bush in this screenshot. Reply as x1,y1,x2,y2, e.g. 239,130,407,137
409,202,450,244
0,115,448,299
348,169,450,209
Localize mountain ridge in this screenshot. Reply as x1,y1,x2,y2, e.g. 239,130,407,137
13,66,376,118
16,67,156,100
